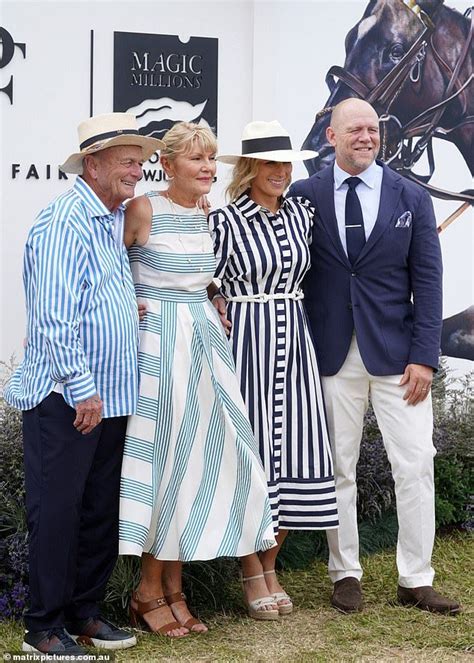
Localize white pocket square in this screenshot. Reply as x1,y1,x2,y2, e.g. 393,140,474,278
395,211,412,228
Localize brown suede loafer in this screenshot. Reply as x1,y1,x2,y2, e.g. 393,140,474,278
331,577,363,613
397,585,462,614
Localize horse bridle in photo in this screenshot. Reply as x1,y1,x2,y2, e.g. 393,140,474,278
317,0,473,207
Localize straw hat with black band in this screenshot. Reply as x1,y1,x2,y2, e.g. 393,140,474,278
60,112,165,175
217,120,318,165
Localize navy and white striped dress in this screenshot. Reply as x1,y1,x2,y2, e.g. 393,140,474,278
119,193,276,561
209,193,338,531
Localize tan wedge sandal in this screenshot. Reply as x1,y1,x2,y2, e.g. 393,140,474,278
241,573,279,620
129,591,188,637
164,591,208,633
263,569,294,615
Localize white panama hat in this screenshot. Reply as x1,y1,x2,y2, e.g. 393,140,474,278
60,112,165,175
217,120,318,165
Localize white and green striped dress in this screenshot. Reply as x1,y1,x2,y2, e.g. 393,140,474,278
119,193,276,561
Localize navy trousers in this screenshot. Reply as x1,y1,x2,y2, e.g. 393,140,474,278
22,392,127,631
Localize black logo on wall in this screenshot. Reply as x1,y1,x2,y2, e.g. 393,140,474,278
0,27,27,104
113,32,218,139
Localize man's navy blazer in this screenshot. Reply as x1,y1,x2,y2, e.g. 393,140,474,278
288,162,443,376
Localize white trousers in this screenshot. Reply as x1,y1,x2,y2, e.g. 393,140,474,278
323,336,436,588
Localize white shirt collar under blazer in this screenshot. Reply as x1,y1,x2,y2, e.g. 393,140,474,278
333,159,380,190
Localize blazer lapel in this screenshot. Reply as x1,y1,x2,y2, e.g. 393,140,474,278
315,166,351,266
356,164,403,262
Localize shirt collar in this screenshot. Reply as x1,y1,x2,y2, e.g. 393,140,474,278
234,191,291,220
334,160,381,190
74,176,125,218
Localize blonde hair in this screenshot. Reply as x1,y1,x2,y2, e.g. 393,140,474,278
226,157,292,202
226,158,261,202
161,121,217,160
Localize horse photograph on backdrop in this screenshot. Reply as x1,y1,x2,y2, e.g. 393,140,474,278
301,0,473,360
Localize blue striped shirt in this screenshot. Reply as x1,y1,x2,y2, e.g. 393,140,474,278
4,177,139,418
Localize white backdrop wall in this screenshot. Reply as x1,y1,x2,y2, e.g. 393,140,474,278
1,0,254,358
1,0,472,373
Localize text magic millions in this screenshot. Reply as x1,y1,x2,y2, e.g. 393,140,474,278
131,52,203,88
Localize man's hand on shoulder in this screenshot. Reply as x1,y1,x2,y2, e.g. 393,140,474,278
197,194,212,216
74,394,103,434
399,363,433,406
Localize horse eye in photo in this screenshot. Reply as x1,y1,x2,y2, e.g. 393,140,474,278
389,43,405,62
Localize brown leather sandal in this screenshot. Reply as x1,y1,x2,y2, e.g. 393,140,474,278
129,591,188,637
164,591,208,632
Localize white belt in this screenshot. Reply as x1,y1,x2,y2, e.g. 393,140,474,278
226,289,304,303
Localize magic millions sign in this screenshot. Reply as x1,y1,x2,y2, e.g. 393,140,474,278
114,31,218,182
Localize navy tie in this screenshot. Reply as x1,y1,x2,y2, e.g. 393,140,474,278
344,176,365,265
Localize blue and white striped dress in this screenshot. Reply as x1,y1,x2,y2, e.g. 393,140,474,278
119,193,276,561
209,193,338,531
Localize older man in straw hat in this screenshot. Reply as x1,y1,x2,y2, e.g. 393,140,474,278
5,113,163,657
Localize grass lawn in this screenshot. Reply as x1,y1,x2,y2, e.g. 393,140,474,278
0,532,472,662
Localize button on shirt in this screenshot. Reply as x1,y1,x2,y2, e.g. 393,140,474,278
333,160,383,255
5,177,139,418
